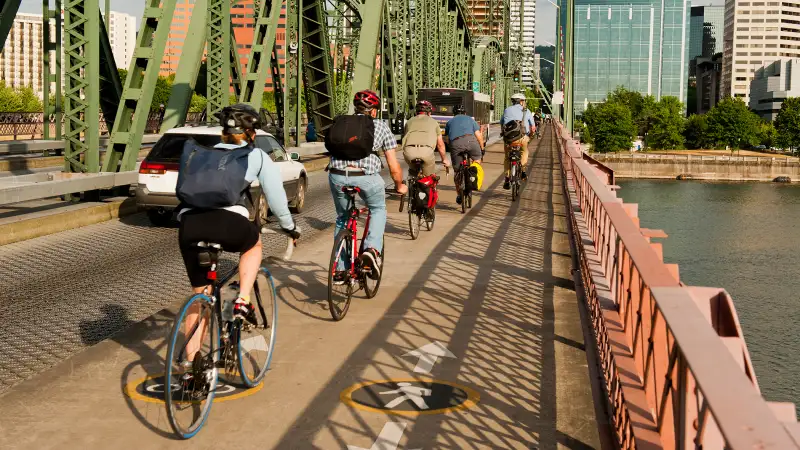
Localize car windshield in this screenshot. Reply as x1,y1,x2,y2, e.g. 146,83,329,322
147,133,222,162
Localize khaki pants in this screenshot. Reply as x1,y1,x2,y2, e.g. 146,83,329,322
504,135,530,176
403,145,436,176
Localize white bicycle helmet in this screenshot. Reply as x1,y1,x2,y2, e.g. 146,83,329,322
511,93,526,104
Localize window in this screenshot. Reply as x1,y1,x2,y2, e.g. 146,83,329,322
256,136,287,162
736,43,748,47
737,26,749,31
751,51,763,55
736,68,748,72
738,18,750,22
737,51,748,55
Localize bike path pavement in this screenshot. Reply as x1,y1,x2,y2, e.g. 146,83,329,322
0,130,606,449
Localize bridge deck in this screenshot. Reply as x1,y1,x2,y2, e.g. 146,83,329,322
0,132,605,449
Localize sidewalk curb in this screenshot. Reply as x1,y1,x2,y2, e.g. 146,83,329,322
0,156,331,246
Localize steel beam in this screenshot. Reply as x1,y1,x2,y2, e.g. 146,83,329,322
42,0,62,140
206,0,231,118
300,0,336,134
63,0,101,174
230,22,243,101
240,0,282,109
161,0,207,131
103,0,177,172
98,9,122,130
381,2,398,124
284,0,299,144
0,0,21,51
350,0,384,107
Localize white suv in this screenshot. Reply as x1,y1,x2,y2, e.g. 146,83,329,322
136,125,307,226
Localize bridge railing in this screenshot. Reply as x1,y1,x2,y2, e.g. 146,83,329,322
554,123,800,449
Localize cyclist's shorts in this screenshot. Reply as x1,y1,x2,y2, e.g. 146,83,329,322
178,209,259,287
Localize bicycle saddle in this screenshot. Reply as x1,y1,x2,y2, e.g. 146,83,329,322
342,186,361,195
195,242,222,267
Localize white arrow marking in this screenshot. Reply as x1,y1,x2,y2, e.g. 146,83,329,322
347,422,421,450
403,341,455,374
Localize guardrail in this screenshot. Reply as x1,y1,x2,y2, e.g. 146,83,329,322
0,111,174,140
556,123,800,448
591,152,800,164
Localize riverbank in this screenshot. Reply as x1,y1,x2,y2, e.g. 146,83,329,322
591,152,800,182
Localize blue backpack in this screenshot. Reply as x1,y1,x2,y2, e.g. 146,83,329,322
176,140,254,209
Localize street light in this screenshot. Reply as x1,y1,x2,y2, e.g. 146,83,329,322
546,0,560,8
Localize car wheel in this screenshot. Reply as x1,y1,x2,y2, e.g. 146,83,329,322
147,209,173,227
254,191,269,230
290,176,306,214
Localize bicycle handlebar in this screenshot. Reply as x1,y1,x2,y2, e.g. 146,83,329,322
260,227,296,260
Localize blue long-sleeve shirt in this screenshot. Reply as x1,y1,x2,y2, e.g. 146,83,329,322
177,142,294,230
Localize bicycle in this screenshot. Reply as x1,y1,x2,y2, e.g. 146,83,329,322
164,229,294,439
399,158,438,240
327,186,385,321
508,146,523,202
453,150,476,214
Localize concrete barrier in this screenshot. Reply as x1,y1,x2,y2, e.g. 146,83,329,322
590,153,800,182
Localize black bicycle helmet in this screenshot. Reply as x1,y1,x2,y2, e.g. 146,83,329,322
453,104,466,115
415,100,433,114
353,89,380,111
218,103,261,134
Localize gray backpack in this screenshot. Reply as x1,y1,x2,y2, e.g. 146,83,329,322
176,140,253,209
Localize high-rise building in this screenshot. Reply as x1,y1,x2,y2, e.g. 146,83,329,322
0,11,135,99
696,53,723,114
162,0,287,91
108,11,137,70
690,6,724,62
571,0,690,116
510,0,536,85
721,0,798,103
466,0,510,39
750,58,800,121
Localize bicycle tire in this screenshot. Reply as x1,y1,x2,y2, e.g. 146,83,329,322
328,229,354,321
363,236,385,299
237,268,278,387
409,209,421,240
510,165,518,201
165,294,220,439
425,205,435,231
460,168,467,214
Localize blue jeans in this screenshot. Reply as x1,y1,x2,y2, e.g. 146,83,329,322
329,172,386,269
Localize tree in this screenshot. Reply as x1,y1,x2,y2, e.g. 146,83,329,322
583,101,635,152
636,95,658,147
705,97,760,150
0,82,24,111
684,114,710,149
648,97,685,149
118,68,128,86
151,75,173,111
775,97,800,153
188,93,207,113
607,86,644,117
17,86,42,112
758,121,777,148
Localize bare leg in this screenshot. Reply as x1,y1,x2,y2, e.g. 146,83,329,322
238,238,263,299
185,285,210,362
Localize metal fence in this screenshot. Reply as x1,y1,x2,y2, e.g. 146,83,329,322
555,124,800,449
0,111,166,140
592,152,800,165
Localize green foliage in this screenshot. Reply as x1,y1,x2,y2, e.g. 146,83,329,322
583,101,635,152
151,75,173,111
188,93,207,113
118,69,128,86
684,114,710,149
0,82,42,112
647,97,685,149
775,97,800,152
758,121,777,148
705,97,760,149
261,91,277,112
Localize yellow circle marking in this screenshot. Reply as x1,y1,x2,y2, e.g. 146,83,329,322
123,372,263,405
340,378,480,417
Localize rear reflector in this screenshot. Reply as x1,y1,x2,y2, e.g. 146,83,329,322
139,161,180,174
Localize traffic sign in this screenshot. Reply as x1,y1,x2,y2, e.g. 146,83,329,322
553,91,564,105
472,81,480,92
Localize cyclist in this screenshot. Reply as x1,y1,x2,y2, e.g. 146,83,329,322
327,90,406,282
534,112,542,138
177,104,301,324
500,93,536,189
401,100,450,177
445,103,484,205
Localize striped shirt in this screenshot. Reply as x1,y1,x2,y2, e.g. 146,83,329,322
328,117,397,175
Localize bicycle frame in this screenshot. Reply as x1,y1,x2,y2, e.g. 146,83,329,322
343,191,371,277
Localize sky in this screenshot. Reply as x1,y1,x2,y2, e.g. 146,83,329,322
19,0,727,47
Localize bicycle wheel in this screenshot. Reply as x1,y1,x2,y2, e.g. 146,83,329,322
510,165,518,201
237,268,278,387
460,170,467,214
165,294,220,439
409,209,421,240
363,236,385,299
425,205,435,231
328,229,354,321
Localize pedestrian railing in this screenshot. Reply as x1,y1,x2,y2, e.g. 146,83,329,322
0,111,166,140
591,152,800,164
555,123,800,449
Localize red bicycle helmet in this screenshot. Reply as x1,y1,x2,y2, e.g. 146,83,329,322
353,89,380,110
415,100,433,114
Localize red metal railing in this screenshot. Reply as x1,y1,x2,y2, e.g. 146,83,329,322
554,123,800,449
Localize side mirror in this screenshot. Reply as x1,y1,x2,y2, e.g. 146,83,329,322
290,152,300,161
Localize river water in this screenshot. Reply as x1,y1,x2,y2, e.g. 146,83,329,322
617,180,800,408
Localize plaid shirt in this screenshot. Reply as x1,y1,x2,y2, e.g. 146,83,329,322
328,118,397,175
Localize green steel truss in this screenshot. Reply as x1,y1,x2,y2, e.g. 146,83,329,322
206,0,231,119
42,0,62,140
299,0,336,134
98,8,122,130
239,0,282,108
103,0,177,172
0,0,21,51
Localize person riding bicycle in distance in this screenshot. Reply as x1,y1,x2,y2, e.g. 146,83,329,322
401,100,450,177
326,90,407,283
445,103,484,205
500,93,536,189
176,103,301,325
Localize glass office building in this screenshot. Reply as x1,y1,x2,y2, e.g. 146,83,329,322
571,0,690,116
689,5,724,60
